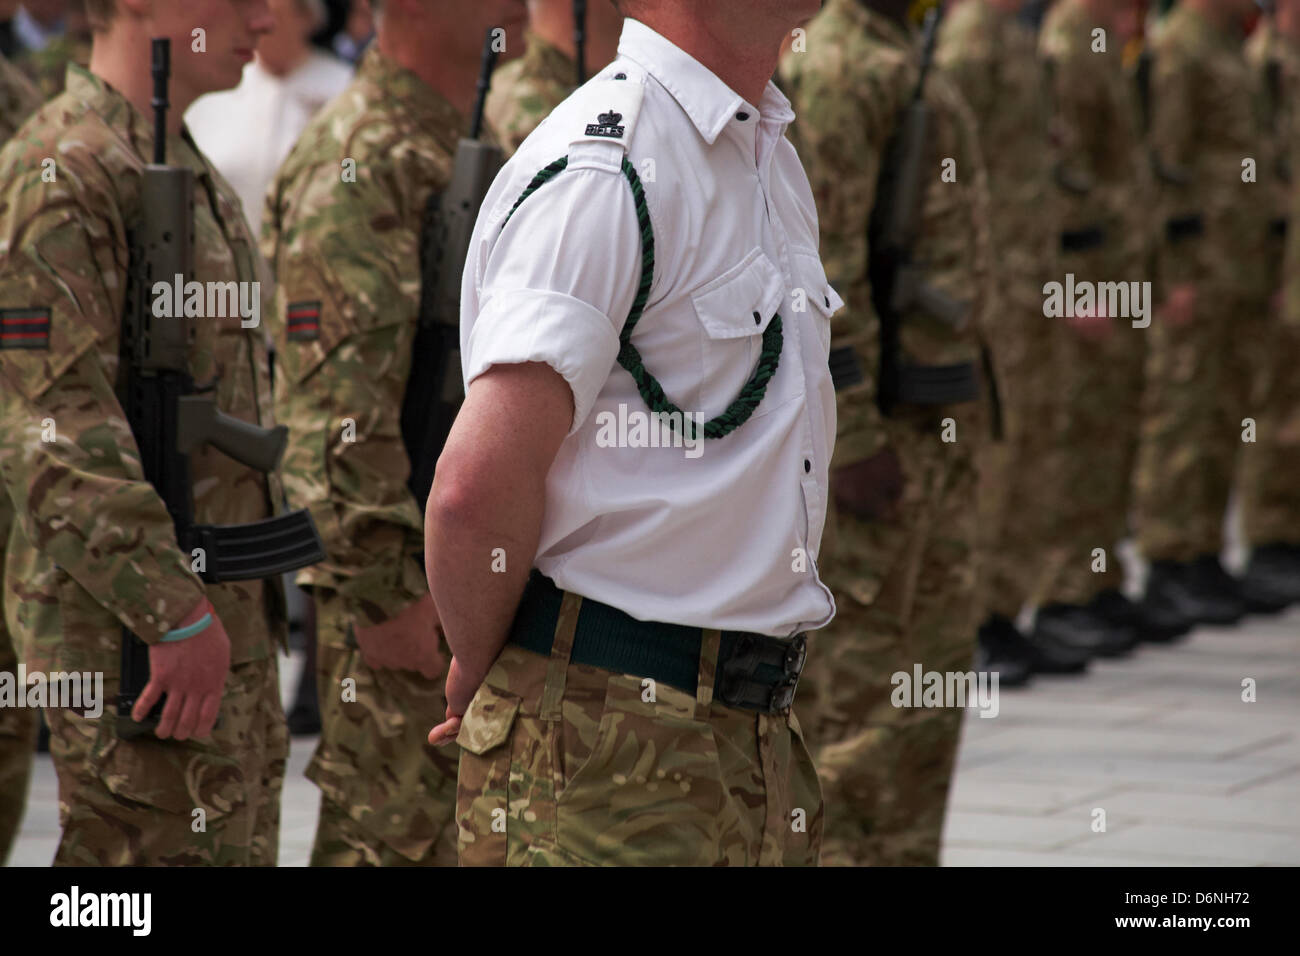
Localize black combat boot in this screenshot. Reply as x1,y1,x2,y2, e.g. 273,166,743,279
976,615,1033,687
1091,587,1189,643
1238,543,1300,613
1144,557,1245,629
1033,601,1138,658
981,613,1088,676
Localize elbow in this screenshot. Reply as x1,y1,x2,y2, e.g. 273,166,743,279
425,452,493,544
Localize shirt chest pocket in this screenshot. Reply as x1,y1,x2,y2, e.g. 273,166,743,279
790,249,841,358
689,248,786,420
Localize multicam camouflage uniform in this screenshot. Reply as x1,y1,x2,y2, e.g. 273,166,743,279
781,0,993,867
0,65,288,866
262,49,462,867
1241,19,1300,552
935,0,1063,624
0,48,41,865
1036,0,1152,606
485,30,576,155
1133,5,1268,563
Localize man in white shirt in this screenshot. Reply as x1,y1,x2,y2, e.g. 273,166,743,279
427,0,837,866
186,0,351,235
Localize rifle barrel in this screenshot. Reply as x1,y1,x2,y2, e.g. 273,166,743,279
469,28,499,141
150,38,169,165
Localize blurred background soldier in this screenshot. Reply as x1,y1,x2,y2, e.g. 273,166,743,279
936,0,1088,677
262,0,527,866
1133,0,1269,629
782,0,994,866
486,0,623,155
14,0,91,99
1238,0,1300,610
1033,0,1163,648
0,0,41,865
0,0,294,866
188,0,352,237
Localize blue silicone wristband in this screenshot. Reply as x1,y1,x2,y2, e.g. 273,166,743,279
160,612,213,643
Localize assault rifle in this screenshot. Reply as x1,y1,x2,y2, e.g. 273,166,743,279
869,6,970,413
401,29,504,511
116,39,325,739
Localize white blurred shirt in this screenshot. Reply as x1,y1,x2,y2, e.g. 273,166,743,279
186,50,352,236
461,19,842,637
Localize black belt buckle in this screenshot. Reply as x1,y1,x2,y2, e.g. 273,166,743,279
769,634,807,714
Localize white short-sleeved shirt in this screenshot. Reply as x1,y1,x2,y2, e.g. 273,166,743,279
461,19,842,637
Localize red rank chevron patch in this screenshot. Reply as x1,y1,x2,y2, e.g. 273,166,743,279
0,307,51,350
286,301,321,342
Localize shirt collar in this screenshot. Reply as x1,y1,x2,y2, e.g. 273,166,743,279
64,63,214,181
617,17,793,145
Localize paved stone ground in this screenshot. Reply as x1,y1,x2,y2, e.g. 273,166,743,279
7,606,1299,866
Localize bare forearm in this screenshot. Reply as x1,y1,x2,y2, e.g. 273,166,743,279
425,481,542,690
423,362,573,694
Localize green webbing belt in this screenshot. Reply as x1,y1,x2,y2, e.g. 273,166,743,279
503,155,783,440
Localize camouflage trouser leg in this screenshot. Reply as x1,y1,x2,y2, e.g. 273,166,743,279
1134,291,1238,561
1239,318,1300,548
1043,328,1146,605
46,654,287,866
306,596,459,866
455,606,823,866
977,296,1065,618
801,407,979,866
1,500,38,864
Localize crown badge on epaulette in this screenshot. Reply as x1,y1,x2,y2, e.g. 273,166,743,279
586,109,626,139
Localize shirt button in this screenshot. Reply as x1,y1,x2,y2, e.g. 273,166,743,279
803,459,811,473
824,294,831,308
615,73,627,80
753,311,761,324
736,111,750,121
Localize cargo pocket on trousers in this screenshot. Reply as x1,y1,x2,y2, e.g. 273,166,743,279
554,674,727,865
455,682,521,866
88,717,245,823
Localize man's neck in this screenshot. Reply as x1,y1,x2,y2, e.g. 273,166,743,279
89,30,196,135
532,8,621,73
377,28,475,119
630,11,781,106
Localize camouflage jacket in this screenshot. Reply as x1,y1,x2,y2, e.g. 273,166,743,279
0,49,41,141
1245,20,1297,280
781,0,994,464
1147,5,1267,295
1040,0,1152,275
0,66,284,672
935,0,1057,290
262,49,462,628
486,31,576,156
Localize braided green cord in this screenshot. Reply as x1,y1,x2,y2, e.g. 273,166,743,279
502,155,783,440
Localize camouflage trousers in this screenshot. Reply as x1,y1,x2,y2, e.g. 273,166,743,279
977,293,1067,618
455,599,823,866
1040,324,1147,605
306,595,459,866
801,403,980,866
1134,289,1248,561
45,653,286,866
1240,318,1300,548
0,499,38,862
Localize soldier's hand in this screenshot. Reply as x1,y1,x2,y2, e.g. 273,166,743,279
353,592,446,680
428,657,475,747
831,447,904,522
1161,282,1196,327
136,598,231,741
1065,301,1113,341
